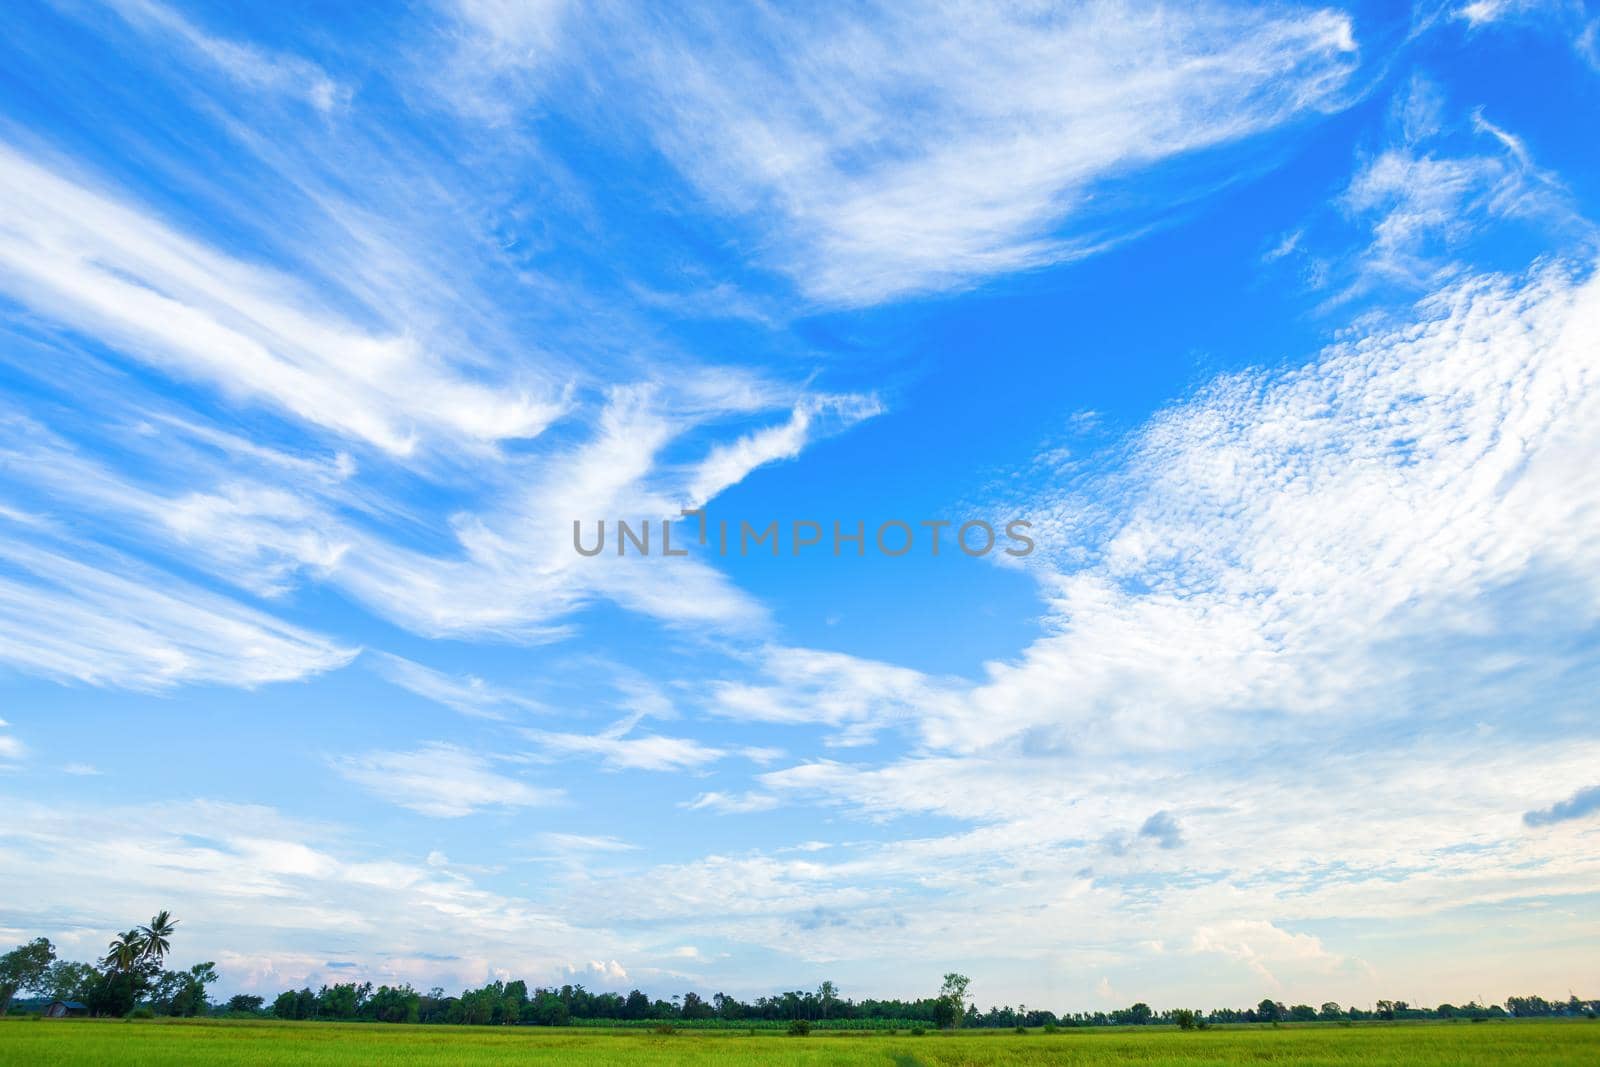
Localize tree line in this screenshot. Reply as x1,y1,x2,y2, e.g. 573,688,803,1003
0,912,216,1019
4,927,1596,1028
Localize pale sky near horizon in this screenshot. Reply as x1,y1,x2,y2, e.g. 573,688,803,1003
1,0,1598,1010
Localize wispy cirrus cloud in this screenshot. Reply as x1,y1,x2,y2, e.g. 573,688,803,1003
0,530,354,690
686,394,882,508
688,257,1600,982
332,742,560,817
1339,110,1585,289
585,1,1360,304
681,791,780,815
103,0,352,113
520,720,726,773
0,143,567,458
369,653,544,720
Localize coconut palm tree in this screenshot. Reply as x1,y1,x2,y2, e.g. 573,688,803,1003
138,911,178,964
101,930,145,973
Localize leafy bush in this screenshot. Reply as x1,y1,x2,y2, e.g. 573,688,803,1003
787,1019,812,1036
650,1023,676,1035
911,1027,926,1036
125,1006,155,1020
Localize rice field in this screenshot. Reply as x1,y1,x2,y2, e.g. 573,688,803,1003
1,1017,1596,1065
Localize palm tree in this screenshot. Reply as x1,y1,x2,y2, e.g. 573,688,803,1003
138,910,179,964
101,930,145,972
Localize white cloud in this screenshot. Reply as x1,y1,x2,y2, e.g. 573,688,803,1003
649,259,1600,995
686,394,882,507
1190,920,1351,986
0,143,567,457
0,534,354,690
369,653,542,720
580,959,628,983
332,743,560,817
522,722,725,773
0,376,858,657
681,791,780,815
604,2,1358,304
0,735,25,761
105,0,351,113
63,763,103,776
0,796,621,994
1336,107,1587,292
534,832,639,855
323,383,780,639
1453,0,1567,28
711,645,962,747
0,409,350,599
929,259,1600,757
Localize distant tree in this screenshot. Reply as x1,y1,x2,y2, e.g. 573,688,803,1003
501,979,528,1024
316,981,370,1020
1127,1002,1153,1025
529,990,570,1026
934,973,971,1029
623,989,650,1020
1289,1003,1317,1022
170,962,219,1017
1506,995,1554,1018
44,960,98,1003
1318,1002,1343,1021
85,968,147,1018
101,930,146,973
273,987,317,1020
1257,998,1287,1023
713,992,744,1020
367,985,421,1024
818,980,838,1020
138,911,179,965
680,991,713,1021
227,994,265,1014
0,938,57,1015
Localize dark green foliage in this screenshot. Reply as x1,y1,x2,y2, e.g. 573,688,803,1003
366,986,420,1024
86,968,147,1018
528,991,570,1026
0,938,56,1016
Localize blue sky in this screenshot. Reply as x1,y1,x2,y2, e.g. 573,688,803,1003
1,0,1598,1009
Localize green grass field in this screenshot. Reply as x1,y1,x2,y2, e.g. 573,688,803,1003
1,1018,1596,1065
